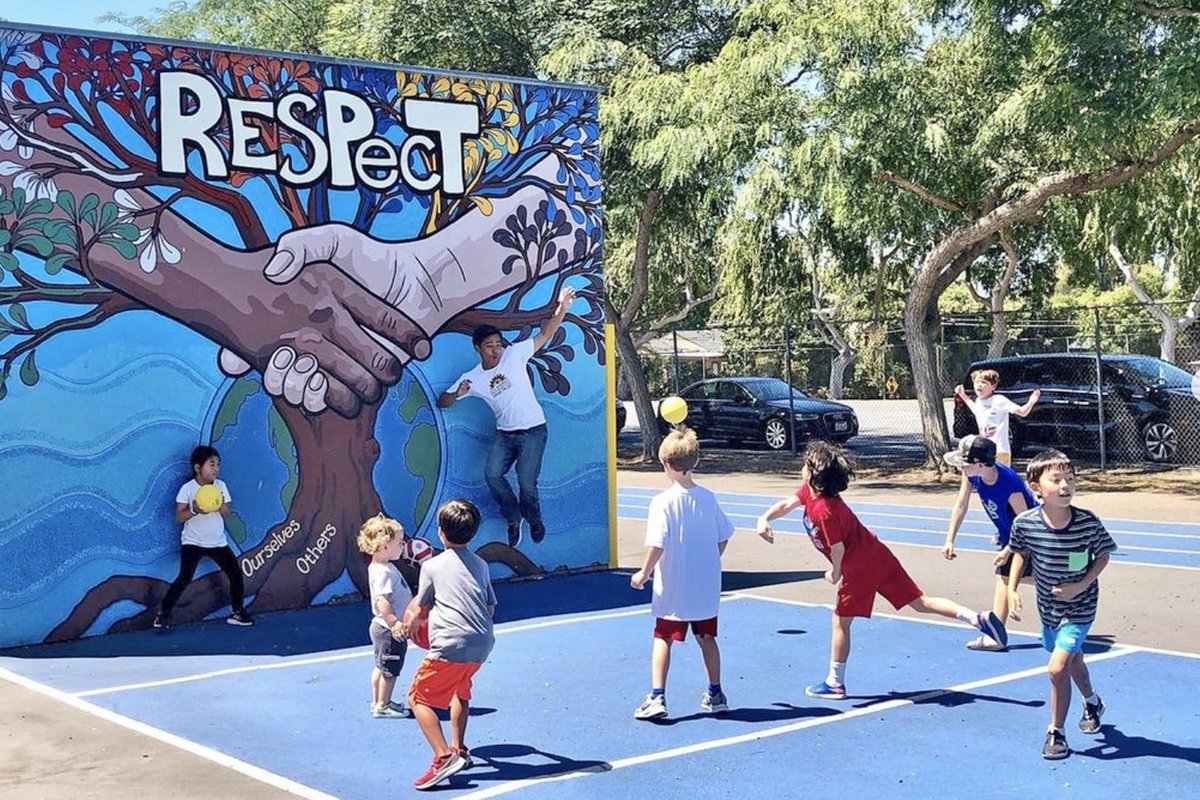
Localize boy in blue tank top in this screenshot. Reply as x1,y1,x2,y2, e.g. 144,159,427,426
942,435,1036,651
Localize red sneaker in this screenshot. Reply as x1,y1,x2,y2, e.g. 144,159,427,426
413,752,466,790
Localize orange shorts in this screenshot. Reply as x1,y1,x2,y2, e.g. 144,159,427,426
408,657,482,709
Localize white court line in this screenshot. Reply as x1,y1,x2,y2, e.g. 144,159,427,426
0,665,339,800
73,605,679,698
454,647,1137,799
618,495,1200,541
737,591,1200,657
618,511,1200,571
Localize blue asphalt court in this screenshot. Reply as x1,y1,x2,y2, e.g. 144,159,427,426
2,576,1198,799
618,487,1200,571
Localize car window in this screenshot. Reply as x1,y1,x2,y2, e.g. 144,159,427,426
716,382,750,401
682,383,715,401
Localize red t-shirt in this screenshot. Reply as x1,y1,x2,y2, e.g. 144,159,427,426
795,483,887,573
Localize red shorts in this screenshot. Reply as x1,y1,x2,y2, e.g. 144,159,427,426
408,657,482,709
836,546,922,618
654,616,718,641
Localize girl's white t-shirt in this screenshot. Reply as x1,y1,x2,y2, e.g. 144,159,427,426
176,479,231,548
972,394,1020,454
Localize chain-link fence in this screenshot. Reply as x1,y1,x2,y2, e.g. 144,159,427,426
620,300,1200,468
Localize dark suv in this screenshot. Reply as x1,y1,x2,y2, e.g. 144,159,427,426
952,353,1200,463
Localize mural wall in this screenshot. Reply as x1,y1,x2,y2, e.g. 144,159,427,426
0,25,606,648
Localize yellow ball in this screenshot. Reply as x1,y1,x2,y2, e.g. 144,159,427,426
660,396,688,425
194,484,223,514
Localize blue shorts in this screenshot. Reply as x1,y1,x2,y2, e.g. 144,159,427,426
1041,622,1091,654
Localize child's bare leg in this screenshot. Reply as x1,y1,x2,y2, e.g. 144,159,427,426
412,702,451,757
448,695,469,752
371,667,384,706
696,635,721,686
1047,649,1074,729
909,594,969,619
831,613,852,663
379,673,397,705
1068,652,1094,698
651,637,672,690
992,576,1010,623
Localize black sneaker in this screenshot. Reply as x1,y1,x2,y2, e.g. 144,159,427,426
1078,698,1104,734
1042,729,1069,760
506,523,522,547
152,612,170,630
226,609,254,627
529,520,546,543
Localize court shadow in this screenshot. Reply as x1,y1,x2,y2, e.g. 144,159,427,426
850,689,1043,710
0,570,648,660
442,743,611,788
657,702,839,725
722,570,825,591
776,629,807,636
1076,725,1200,764
434,706,496,721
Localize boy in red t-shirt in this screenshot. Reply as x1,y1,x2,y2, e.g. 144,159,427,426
756,442,1007,699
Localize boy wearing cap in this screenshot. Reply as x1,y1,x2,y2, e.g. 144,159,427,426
942,434,1037,651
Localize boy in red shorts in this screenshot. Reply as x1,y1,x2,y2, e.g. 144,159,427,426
630,426,735,720
405,499,496,790
756,442,1006,700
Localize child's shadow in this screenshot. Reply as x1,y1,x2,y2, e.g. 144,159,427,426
850,689,1043,710
442,743,610,789
656,702,839,725
1076,725,1200,764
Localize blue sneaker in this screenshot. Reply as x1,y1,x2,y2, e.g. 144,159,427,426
805,681,847,700
977,611,1008,648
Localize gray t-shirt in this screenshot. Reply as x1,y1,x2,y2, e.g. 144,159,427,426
368,561,412,630
415,548,497,663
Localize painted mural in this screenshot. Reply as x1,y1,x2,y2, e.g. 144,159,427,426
0,25,606,648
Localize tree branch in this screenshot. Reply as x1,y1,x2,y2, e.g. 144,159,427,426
1135,2,1200,19
1107,232,1176,327
874,171,968,214
619,189,663,325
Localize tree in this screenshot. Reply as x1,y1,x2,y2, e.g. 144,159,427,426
0,29,602,639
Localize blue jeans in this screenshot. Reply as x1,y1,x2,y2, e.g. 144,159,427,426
484,424,548,526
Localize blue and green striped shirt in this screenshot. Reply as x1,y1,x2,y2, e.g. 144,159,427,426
1009,507,1116,628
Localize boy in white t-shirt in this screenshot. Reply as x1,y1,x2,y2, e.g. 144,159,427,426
153,446,252,629
955,368,1041,465
356,513,414,719
438,286,576,548
630,426,735,721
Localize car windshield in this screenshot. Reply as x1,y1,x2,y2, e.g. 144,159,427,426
1117,357,1195,389
741,378,809,401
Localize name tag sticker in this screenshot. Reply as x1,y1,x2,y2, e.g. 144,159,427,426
1067,550,1089,572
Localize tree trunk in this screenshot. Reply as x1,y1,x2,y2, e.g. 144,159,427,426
1161,322,1179,364
828,348,856,399
611,305,661,460
904,296,948,466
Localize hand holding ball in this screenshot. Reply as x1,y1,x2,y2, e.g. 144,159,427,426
660,396,688,425
194,484,223,514
403,597,430,649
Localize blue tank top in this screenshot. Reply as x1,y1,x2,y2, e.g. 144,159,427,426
969,463,1037,547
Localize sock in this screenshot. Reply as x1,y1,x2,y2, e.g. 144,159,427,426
708,684,722,694
1084,693,1100,706
650,688,665,698
955,607,978,625
826,661,847,687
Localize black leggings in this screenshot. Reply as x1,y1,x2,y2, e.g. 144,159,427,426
160,545,245,613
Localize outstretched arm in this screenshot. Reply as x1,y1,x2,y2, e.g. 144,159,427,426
533,286,576,351
1013,389,1042,418
757,495,805,543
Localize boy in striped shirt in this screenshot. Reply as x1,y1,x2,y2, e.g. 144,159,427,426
1008,450,1116,761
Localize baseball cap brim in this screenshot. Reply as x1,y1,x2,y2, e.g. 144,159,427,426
943,451,967,468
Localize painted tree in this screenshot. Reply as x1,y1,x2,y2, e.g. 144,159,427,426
0,29,603,640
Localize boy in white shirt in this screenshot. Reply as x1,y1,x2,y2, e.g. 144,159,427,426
154,446,252,629
356,513,415,719
438,287,576,548
955,368,1041,465
630,426,734,721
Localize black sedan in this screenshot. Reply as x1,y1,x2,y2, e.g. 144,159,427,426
664,377,858,450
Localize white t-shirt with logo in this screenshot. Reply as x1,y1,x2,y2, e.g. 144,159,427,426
972,394,1020,454
176,479,232,548
455,338,546,431
644,484,734,621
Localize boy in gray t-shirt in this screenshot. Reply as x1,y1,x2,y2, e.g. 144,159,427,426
405,499,496,791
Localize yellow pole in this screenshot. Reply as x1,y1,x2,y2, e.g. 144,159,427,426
605,322,617,568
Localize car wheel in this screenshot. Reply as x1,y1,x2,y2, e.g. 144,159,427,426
1142,421,1177,463
762,418,789,451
